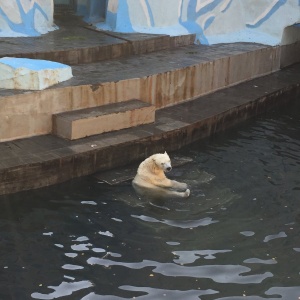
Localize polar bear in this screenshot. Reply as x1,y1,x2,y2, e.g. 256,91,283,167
132,152,190,199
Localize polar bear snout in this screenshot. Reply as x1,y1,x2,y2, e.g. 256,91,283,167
163,162,172,172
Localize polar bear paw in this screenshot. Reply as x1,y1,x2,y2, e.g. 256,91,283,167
184,189,190,198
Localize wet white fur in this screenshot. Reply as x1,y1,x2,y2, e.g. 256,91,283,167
132,152,190,199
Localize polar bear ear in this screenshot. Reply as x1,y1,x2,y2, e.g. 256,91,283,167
164,151,168,155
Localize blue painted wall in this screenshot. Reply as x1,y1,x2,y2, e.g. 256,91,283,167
0,0,55,37
95,0,300,46
0,0,299,46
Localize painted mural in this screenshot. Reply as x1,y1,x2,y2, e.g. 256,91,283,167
0,0,55,37
99,0,300,46
0,0,299,45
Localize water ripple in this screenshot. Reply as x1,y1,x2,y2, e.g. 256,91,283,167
82,286,218,300
215,281,300,299
215,296,272,299
173,249,232,264
81,201,97,205
31,280,93,299
243,258,277,265
131,215,218,228
73,236,89,242
87,257,273,284
240,231,255,237
62,264,84,270
71,243,92,251
263,231,287,242
265,286,300,299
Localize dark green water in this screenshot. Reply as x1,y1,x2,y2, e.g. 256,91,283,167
0,102,299,300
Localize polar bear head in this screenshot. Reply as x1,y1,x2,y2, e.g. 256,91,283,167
152,151,172,172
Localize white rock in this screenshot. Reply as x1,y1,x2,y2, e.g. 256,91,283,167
0,57,72,90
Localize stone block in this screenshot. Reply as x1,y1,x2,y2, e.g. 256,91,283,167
0,57,72,90
53,99,155,140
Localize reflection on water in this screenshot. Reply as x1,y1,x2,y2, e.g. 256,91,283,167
131,214,218,228
0,102,300,299
87,257,273,284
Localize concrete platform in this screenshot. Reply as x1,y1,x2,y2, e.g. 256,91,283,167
0,63,299,195
53,99,155,140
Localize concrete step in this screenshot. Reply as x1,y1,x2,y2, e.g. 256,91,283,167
0,19,195,65
52,99,155,140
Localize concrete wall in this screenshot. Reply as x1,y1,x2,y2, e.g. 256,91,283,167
0,0,299,45
97,0,300,46
0,0,56,37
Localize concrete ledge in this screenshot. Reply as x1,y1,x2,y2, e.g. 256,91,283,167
0,64,299,195
53,100,155,140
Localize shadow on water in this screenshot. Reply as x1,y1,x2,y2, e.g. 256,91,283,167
0,101,300,299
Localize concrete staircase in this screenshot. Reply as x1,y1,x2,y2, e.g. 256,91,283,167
0,41,283,142
0,17,197,141
0,16,299,142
